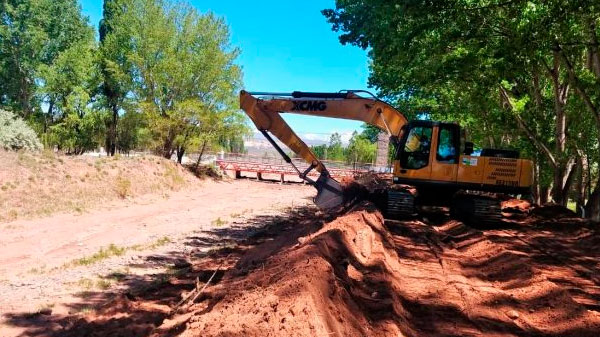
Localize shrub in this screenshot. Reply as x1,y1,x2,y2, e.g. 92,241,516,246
0,109,42,151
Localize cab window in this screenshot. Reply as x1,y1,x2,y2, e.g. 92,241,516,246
437,125,458,163
400,126,432,169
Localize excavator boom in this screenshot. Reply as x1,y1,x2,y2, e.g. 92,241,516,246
240,90,408,209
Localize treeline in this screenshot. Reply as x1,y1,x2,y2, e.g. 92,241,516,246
311,127,379,164
324,0,600,218
0,0,247,162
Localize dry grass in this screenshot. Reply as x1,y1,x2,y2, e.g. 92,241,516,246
75,278,112,290
114,175,132,199
0,151,202,222
211,217,226,227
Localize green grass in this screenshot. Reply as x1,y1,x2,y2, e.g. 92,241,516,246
145,236,171,249
75,277,113,290
64,237,173,268
76,306,96,314
27,265,47,274
70,244,127,267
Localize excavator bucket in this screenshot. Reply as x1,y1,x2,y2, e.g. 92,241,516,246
313,172,344,209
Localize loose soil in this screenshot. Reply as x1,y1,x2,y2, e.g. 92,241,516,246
7,199,597,337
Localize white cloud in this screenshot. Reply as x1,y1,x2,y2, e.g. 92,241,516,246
301,133,329,142
249,129,358,147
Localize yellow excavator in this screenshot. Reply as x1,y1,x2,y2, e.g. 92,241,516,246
240,90,533,221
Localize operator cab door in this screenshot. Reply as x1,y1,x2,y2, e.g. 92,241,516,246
430,123,460,182
395,123,433,181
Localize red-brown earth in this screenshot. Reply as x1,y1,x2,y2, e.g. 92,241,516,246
2,167,599,337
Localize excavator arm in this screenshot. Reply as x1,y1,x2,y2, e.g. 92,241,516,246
239,90,408,209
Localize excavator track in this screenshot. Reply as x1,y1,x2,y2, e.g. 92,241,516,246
386,190,416,218
451,193,503,226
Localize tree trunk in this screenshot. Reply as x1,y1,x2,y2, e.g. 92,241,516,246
547,50,572,206
540,185,552,205
575,153,589,216
105,103,118,156
586,18,600,78
586,179,600,221
532,157,541,205
19,72,32,118
195,141,207,169
176,147,185,164
162,129,175,159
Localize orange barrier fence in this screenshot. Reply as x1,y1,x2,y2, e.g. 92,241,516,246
211,152,391,181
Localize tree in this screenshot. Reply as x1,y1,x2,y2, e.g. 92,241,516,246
324,1,600,217
99,0,136,156
345,131,376,164
311,144,327,159
0,0,93,117
125,0,246,163
36,35,100,151
326,132,345,161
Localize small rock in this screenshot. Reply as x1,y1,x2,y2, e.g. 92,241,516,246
506,310,519,319
297,237,307,245
529,308,535,313
371,291,379,298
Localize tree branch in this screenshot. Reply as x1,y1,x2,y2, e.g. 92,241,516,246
499,86,557,168
558,48,600,123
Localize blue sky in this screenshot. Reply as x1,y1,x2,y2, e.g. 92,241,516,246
79,0,371,143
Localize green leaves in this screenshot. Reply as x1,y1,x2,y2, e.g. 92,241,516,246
111,0,246,160
325,0,600,207
0,0,94,116
311,130,377,164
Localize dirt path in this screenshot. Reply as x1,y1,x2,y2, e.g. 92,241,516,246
0,179,313,336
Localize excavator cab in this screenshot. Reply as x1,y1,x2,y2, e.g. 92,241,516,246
394,121,461,184
391,121,532,195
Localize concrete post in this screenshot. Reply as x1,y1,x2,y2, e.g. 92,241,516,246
376,131,389,171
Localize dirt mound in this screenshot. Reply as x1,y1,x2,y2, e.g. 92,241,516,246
531,204,578,219
502,199,532,214
155,202,405,337
152,201,600,337
0,150,202,222
347,172,392,191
